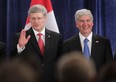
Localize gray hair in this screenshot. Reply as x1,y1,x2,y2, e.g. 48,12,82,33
28,4,47,16
75,9,93,22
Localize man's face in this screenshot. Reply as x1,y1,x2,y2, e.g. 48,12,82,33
29,12,46,32
76,15,93,37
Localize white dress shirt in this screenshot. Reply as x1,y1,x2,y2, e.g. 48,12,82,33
79,32,92,55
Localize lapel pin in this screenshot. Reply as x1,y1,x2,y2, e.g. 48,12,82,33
48,35,50,38
95,41,99,43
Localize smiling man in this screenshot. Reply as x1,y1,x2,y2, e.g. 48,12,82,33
61,9,113,72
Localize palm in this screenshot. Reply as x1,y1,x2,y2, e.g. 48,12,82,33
18,29,31,48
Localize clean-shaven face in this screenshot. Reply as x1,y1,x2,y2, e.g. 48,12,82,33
29,12,46,32
76,15,93,37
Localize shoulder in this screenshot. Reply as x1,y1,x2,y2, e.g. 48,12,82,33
46,29,59,35
93,34,110,42
46,29,61,37
64,34,79,43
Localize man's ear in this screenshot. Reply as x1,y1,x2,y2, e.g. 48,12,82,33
28,15,30,22
76,22,79,29
92,22,94,27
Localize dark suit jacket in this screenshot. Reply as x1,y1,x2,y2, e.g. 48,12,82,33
10,28,62,82
61,34,113,71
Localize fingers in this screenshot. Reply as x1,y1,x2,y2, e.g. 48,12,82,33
27,35,31,41
18,29,31,48
19,29,31,42
20,29,26,37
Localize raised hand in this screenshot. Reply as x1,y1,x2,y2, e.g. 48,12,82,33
18,29,31,48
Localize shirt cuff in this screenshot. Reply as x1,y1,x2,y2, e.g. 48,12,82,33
17,44,25,53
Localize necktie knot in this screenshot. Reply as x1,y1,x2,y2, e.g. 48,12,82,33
84,38,89,44
38,33,43,37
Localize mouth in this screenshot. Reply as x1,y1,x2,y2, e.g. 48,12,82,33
82,27,88,29
34,25,39,27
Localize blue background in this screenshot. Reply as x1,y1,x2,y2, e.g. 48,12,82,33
0,0,116,56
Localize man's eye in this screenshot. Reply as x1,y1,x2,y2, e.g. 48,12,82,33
32,18,36,20
79,20,84,22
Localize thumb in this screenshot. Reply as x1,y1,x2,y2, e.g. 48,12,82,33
27,35,31,41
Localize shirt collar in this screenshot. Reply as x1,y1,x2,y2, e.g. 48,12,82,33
32,27,45,36
79,32,92,43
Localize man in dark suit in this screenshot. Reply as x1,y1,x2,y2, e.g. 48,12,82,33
10,4,62,82
61,9,113,71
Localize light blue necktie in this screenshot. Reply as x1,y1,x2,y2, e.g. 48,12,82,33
83,38,90,59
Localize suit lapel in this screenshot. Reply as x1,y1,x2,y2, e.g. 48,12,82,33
91,34,100,57
27,28,41,54
71,35,82,52
76,35,82,51
44,29,51,56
